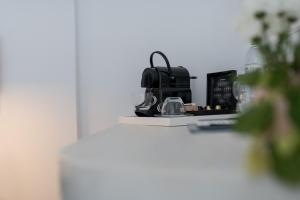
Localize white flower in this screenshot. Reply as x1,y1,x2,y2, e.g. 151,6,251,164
282,0,300,19
243,0,283,14
238,0,300,42
242,0,300,19
237,12,261,41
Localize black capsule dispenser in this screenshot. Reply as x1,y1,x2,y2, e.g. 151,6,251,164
135,51,197,117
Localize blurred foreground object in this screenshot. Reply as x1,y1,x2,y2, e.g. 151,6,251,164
236,0,300,184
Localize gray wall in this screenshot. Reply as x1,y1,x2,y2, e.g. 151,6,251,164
76,0,250,136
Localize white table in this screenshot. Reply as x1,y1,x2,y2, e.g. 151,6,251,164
60,125,300,200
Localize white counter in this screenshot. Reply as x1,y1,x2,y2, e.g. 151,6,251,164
60,125,300,200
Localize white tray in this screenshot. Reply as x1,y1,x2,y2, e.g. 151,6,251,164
119,114,238,127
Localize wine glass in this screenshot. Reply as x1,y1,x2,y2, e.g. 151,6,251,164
233,46,263,112
232,80,247,112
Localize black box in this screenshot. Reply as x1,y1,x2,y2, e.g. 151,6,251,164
206,70,237,111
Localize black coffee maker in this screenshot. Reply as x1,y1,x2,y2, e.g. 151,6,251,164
135,51,196,117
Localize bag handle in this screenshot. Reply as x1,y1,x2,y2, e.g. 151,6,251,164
150,51,172,75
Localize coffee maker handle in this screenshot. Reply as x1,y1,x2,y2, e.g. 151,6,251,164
150,51,172,75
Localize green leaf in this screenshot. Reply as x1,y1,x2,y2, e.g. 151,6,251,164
258,44,273,69
292,43,300,71
276,133,300,157
275,32,289,64
235,101,274,135
259,68,289,91
271,141,300,184
287,87,300,130
247,140,271,175
238,69,262,87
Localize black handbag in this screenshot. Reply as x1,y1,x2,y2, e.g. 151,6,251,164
135,51,195,117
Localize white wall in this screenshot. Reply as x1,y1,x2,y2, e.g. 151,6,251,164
0,1,77,200
76,0,250,136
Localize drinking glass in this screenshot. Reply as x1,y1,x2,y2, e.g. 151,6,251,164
161,97,185,117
